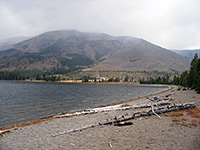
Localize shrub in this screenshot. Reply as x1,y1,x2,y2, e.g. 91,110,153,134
177,87,181,91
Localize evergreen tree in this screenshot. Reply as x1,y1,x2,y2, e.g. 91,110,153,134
179,71,188,87
156,76,161,84
42,74,46,80
114,77,120,82
172,75,179,85
195,58,200,93
124,75,129,82
187,53,198,88
108,77,114,82
166,74,170,84
82,76,89,82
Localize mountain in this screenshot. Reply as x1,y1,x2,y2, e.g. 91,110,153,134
0,36,31,51
0,30,190,72
172,49,200,59
90,38,190,72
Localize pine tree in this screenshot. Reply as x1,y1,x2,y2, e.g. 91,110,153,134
124,75,129,82
187,53,198,88
173,75,179,85
180,71,188,87
114,77,120,82
195,58,200,93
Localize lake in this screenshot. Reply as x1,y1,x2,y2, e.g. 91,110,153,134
0,81,169,127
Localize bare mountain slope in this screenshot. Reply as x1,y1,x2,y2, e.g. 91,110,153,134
14,30,114,53
91,39,190,72
0,30,190,72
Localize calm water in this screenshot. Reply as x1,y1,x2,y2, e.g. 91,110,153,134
0,81,169,127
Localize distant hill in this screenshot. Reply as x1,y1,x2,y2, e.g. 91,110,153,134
172,49,200,59
0,36,31,51
0,30,190,72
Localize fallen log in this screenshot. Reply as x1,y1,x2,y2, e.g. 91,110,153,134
52,102,195,137
0,130,10,138
151,104,161,119
114,122,133,126
54,100,171,118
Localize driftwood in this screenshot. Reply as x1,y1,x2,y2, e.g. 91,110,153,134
54,100,171,118
151,104,161,119
114,122,133,126
52,102,195,137
147,93,174,102
0,130,10,138
147,94,176,119
109,142,113,149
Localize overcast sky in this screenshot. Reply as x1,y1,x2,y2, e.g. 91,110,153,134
0,0,199,49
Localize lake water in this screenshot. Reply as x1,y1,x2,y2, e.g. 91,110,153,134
0,81,169,127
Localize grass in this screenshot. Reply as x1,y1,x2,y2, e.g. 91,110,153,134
175,122,190,128
181,117,187,121
173,119,198,128
191,119,198,127
172,118,181,122
169,107,200,128
186,108,200,118
171,111,184,117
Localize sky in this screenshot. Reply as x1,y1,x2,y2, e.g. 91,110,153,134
0,0,199,49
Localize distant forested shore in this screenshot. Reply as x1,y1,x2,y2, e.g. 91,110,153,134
0,54,199,93
0,70,61,82
141,53,200,93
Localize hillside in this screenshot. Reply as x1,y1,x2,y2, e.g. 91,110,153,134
90,38,190,72
0,30,190,72
172,49,200,59
0,36,31,51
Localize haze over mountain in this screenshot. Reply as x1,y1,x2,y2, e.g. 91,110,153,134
0,36,31,51
0,30,190,72
172,49,200,59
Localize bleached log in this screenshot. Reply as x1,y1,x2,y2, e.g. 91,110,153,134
151,104,161,119
0,130,10,138
52,102,195,137
165,92,174,97
54,101,171,118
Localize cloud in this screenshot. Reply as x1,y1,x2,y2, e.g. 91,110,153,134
0,0,199,49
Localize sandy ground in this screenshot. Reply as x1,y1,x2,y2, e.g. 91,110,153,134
0,87,200,150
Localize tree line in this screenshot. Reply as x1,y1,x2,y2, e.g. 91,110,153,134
140,53,200,93
0,70,61,82
178,53,200,93
0,54,199,93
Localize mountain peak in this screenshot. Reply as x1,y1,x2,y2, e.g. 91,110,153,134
0,30,190,72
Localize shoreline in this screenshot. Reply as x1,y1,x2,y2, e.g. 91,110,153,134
0,84,172,131
2,79,141,84
1,87,199,150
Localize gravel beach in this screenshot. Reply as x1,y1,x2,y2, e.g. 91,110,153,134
0,87,200,150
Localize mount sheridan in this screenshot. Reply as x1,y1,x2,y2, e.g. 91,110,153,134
0,30,190,72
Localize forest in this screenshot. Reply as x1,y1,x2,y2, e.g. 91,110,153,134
141,53,200,93
178,53,200,93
